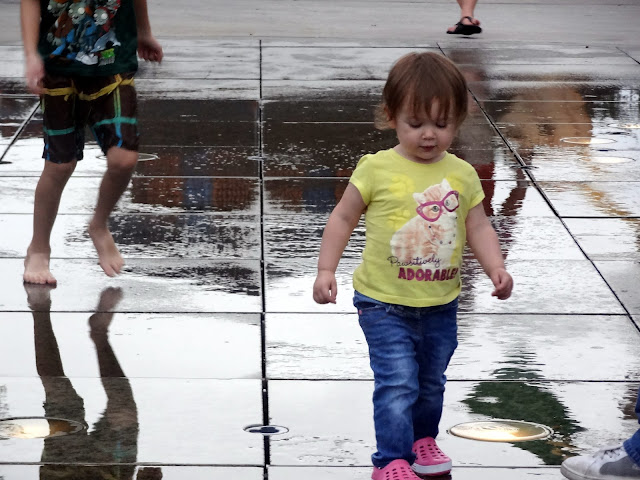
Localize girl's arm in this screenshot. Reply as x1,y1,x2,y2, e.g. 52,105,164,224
133,0,163,62
465,203,513,300
20,0,44,94
313,183,366,304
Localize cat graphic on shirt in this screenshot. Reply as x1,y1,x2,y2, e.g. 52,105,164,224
390,178,459,265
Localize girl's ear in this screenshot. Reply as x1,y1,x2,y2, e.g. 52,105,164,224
385,106,396,129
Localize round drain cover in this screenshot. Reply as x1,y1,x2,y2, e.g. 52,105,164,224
588,156,634,164
560,137,615,145
608,123,640,129
97,153,158,162
448,420,552,442
0,417,85,439
243,424,289,436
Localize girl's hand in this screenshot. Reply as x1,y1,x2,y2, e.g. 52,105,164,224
490,268,513,300
313,270,337,304
25,54,44,95
138,35,163,62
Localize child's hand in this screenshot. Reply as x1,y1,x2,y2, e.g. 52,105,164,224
25,54,44,95
490,268,513,300
138,35,163,63
313,270,337,304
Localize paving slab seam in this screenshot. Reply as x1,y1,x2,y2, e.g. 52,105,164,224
257,38,273,473
618,46,640,65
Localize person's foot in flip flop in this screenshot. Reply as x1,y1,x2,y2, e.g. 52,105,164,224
447,16,482,35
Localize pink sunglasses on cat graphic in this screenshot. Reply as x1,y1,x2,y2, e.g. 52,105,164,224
416,190,460,222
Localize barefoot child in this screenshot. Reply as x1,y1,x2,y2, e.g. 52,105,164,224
313,52,513,478
21,0,163,284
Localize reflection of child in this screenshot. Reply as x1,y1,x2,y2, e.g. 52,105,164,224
313,52,513,479
21,0,163,284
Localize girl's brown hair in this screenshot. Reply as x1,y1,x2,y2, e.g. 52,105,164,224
375,52,468,129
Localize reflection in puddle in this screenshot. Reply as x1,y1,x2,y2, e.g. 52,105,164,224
463,379,583,464
22,285,164,479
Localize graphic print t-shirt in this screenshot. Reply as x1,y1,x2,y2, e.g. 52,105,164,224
38,0,138,76
350,148,485,307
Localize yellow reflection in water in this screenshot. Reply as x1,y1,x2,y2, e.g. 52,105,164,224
561,137,615,145
0,417,83,439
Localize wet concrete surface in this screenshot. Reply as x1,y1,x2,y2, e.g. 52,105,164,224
1,23,640,480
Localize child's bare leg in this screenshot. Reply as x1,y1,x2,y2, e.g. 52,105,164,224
89,146,137,277
24,160,77,285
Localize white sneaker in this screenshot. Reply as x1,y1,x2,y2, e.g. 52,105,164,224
561,445,640,480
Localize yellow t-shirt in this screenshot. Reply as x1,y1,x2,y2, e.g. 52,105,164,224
350,148,485,307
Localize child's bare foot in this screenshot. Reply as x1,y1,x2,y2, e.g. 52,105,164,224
89,222,124,277
23,248,57,285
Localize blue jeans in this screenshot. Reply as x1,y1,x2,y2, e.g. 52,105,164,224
354,291,458,468
624,386,640,466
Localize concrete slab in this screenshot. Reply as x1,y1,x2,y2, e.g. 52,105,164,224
263,215,585,262
265,258,624,314
265,313,640,381
517,149,640,182
0,144,262,178
0,259,262,313
467,81,640,103
443,45,638,65
0,377,264,464
263,178,549,215
0,310,261,379
0,466,264,480
269,466,561,480
483,101,640,126
263,122,504,172
0,214,261,259
564,218,640,261
593,261,640,314
538,182,640,218
267,380,640,466
0,96,38,121
0,177,261,214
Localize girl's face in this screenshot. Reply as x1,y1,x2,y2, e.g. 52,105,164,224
389,100,458,164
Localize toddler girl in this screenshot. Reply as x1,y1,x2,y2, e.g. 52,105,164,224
313,52,513,479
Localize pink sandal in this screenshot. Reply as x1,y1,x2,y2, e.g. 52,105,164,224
411,437,452,476
372,459,422,480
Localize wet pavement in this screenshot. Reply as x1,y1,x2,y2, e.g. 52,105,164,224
2,4,640,479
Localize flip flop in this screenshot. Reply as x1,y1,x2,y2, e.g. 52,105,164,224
447,16,482,35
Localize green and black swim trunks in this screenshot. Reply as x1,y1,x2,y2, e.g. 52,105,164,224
40,72,139,163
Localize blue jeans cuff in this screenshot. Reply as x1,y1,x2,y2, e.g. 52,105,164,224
624,430,640,467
